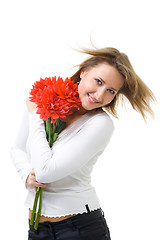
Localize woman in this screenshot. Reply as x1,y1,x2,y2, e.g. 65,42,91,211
10,47,155,240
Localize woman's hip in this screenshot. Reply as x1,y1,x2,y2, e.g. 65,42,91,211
28,208,111,240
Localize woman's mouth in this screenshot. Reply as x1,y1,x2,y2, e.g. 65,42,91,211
88,94,99,104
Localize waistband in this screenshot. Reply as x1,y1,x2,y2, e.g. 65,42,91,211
29,208,105,231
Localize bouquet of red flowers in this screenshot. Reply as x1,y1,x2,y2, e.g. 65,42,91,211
29,76,81,229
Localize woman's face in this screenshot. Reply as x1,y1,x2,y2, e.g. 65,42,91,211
78,63,124,111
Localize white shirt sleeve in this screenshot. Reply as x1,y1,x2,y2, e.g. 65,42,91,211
28,111,114,183
10,105,32,185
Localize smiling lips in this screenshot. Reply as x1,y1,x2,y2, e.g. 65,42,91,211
88,94,99,104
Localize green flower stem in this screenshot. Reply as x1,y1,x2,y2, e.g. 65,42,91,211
30,187,40,225
31,120,52,229
48,119,51,147
34,187,43,230
53,123,56,138
30,118,66,230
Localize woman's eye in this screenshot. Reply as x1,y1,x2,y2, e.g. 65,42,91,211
107,89,115,94
96,79,102,85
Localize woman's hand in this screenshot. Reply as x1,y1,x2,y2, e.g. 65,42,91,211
26,97,37,112
26,168,46,188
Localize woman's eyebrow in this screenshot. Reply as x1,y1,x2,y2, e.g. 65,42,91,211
97,76,118,92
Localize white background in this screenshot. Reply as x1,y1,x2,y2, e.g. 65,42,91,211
0,0,160,239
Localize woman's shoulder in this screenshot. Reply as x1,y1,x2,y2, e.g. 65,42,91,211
89,108,114,121
85,108,115,131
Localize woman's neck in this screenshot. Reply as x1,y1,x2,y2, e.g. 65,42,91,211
60,107,88,126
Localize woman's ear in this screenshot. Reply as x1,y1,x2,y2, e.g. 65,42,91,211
80,70,87,79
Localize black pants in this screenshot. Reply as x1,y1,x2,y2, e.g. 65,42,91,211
28,208,111,240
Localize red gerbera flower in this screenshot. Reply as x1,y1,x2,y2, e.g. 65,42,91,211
30,76,81,123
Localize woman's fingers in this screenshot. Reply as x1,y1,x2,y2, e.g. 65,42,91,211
26,169,46,188
31,169,46,187
34,182,46,188
26,97,37,112
31,168,35,176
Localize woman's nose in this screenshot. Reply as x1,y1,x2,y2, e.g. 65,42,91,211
95,88,105,102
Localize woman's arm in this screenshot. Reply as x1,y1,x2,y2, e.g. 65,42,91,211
10,103,46,188
10,105,32,185
28,110,114,183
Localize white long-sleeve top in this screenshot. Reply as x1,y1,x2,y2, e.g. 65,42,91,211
10,106,114,217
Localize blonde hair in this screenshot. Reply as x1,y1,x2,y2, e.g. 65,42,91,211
71,47,156,120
